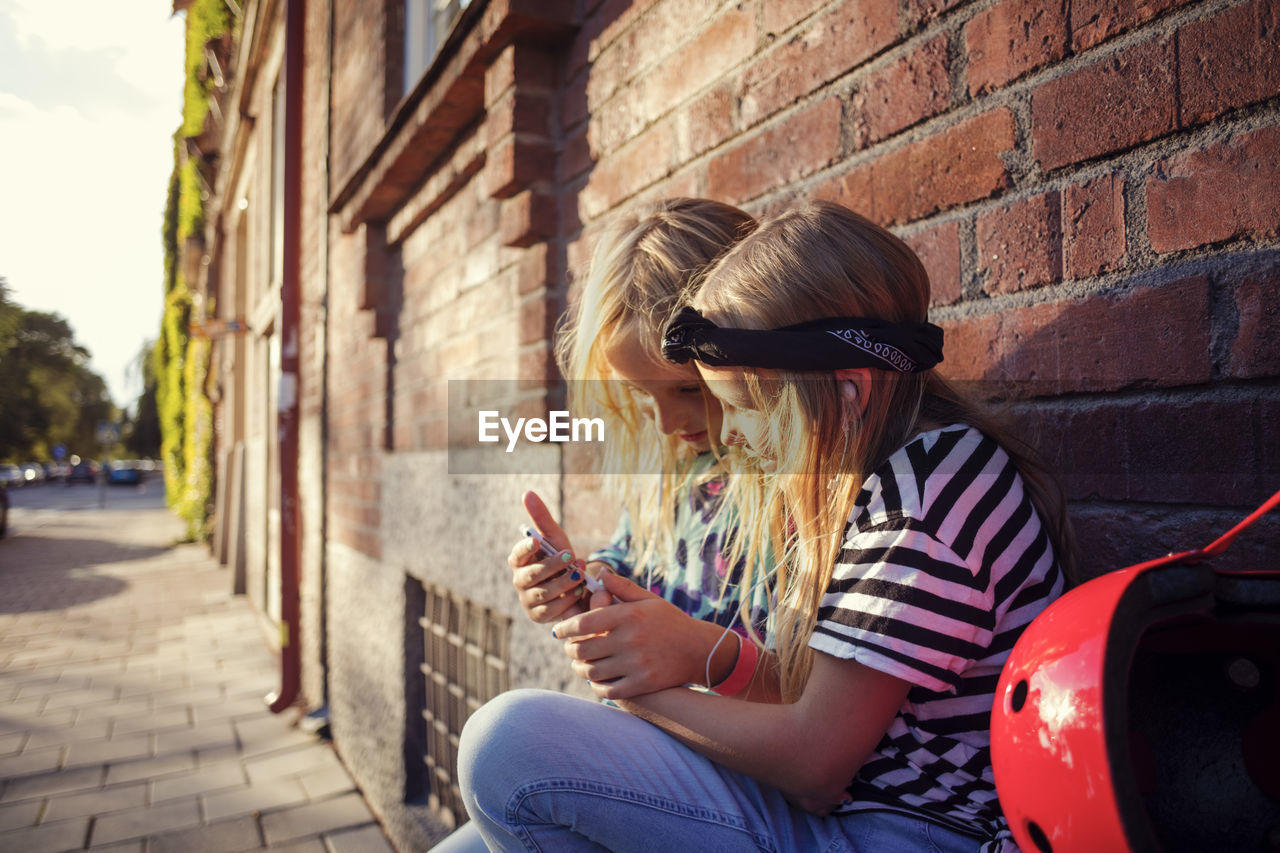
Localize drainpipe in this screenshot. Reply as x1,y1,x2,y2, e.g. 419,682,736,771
269,0,304,714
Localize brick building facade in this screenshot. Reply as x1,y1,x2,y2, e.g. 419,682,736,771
188,0,1279,848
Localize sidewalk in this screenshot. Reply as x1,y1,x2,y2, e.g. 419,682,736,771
0,488,394,852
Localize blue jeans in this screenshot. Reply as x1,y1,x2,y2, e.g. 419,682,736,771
454,689,982,853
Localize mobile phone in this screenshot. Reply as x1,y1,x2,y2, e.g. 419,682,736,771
518,524,604,592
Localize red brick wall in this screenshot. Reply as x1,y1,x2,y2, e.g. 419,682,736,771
560,0,1279,575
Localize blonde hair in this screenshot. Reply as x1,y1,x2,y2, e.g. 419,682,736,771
556,198,757,574
694,201,1077,700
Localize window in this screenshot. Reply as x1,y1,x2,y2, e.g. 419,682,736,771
403,0,471,93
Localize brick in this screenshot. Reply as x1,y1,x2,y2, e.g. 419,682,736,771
584,2,716,110
0,798,41,831
519,293,551,346
484,136,556,199
516,242,552,296
486,88,552,141
1228,267,1280,379
1072,505,1280,580
1031,37,1176,172
1178,0,1280,127
579,126,673,218
90,798,201,846
939,276,1211,396
41,781,147,822
1064,173,1126,278
200,778,309,824
740,0,901,128
908,0,965,27
260,792,376,846
640,6,755,123
965,0,1068,95
0,816,90,852
852,33,951,147
674,82,736,163
499,190,557,248
1015,394,1280,507
708,97,842,204
148,815,263,853
1083,2,1199,52
825,107,1015,225
562,126,592,182
1145,126,1280,254
763,0,828,35
484,43,557,107
903,220,962,307
977,191,1063,295
243,744,341,783
326,824,396,853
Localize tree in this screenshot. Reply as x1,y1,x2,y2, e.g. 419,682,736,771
124,339,162,457
0,278,116,462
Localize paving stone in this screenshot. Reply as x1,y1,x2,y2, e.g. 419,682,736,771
260,793,376,846
0,798,42,832
325,823,396,853
0,732,26,756
110,707,191,737
104,752,196,785
153,722,236,756
256,839,326,853
27,717,111,750
243,743,339,784
0,708,77,735
150,762,247,803
41,781,148,822
0,815,90,851
296,762,356,802
201,778,308,824
0,743,64,779
89,797,201,846
0,766,104,803
63,734,152,769
147,814,262,853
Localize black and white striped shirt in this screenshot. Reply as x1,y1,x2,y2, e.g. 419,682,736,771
811,424,1063,847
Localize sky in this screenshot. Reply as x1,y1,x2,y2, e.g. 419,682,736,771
0,1,187,411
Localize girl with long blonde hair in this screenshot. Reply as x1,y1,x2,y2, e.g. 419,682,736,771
458,201,1072,853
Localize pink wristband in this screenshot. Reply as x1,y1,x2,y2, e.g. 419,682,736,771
712,632,759,697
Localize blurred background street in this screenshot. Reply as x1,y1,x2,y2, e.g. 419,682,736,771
0,479,392,852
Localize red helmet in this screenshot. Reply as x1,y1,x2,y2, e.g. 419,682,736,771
992,493,1280,853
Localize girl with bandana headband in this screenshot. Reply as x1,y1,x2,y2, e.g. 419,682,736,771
456,201,1076,853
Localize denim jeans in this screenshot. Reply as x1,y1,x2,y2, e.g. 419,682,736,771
454,689,983,853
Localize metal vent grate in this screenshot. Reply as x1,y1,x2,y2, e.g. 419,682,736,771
419,581,512,828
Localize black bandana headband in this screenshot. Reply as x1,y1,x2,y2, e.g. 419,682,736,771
662,306,944,372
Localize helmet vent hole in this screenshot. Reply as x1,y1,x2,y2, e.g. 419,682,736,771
1010,679,1028,712
1027,820,1053,853
1226,657,1260,689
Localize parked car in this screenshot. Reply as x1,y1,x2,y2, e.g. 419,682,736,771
65,461,98,484
106,460,142,486
0,464,23,488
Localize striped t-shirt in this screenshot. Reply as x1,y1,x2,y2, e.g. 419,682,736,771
811,424,1063,848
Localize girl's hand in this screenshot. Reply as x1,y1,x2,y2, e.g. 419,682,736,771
509,491,587,624
551,571,723,700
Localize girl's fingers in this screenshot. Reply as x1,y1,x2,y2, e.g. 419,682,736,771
522,491,575,556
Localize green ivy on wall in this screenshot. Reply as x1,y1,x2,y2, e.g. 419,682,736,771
159,0,232,542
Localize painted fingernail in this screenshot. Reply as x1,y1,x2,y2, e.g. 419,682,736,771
559,551,572,563
551,629,557,638
570,570,581,581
